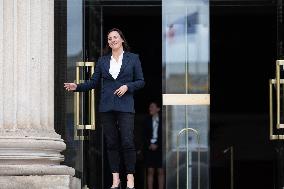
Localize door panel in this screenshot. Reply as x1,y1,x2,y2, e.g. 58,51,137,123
162,0,210,189
269,1,284,188
65,1,103,188
65,0,85,187
60,0,210,188
210,2,277,189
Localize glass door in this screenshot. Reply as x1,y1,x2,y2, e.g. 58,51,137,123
65,0,85,187
162,0,210,189
63,1,161,189
64,0,103,188
59,0,210,188
269,0,284,188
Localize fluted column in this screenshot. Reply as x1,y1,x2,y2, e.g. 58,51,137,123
0,0,75,184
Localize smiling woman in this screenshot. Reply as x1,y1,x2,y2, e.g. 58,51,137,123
104,28,131,56
64,28,145,189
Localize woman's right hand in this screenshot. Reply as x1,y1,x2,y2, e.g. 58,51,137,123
64,83,77,91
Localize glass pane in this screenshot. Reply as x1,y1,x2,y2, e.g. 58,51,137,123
163,0,209,94
277,0,284,59
162,0,210,189
164,105,209,189
65,0,84,186
276,0,284,187
64,1,104,188
84,2,104,189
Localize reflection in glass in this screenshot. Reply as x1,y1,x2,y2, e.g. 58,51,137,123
65,0,83,182
165,105,209,189
163,0,209,94
162,0,209,189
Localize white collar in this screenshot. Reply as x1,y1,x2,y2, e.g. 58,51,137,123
152,114,159,120
111,51,124,60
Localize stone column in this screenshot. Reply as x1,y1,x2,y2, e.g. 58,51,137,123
0,0,77,188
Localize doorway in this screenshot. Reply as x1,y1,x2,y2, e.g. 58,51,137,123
210,3,277,189
55,0,210,188
85,3,162,189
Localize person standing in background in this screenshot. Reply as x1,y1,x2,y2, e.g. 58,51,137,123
144,102,164,189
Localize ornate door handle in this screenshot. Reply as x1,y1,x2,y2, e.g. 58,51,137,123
269,60,284,140
176,128,200,189
74,61,96,140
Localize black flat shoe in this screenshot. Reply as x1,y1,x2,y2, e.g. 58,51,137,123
126,187,135,189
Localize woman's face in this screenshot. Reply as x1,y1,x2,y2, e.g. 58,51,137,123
108,31,124,51
149,103,160,116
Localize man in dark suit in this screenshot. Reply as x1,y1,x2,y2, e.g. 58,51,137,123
144,102,164,189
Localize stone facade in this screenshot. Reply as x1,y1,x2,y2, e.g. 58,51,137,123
0,0,77,188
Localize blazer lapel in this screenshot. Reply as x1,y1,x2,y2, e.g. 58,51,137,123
102,54,114,79
116,52,130,79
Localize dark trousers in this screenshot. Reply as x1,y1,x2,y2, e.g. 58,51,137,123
100,111,136,174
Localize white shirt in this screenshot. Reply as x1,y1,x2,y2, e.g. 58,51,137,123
151,115,159,144
109,51,124,79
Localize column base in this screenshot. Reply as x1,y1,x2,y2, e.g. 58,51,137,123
0,129,66,165
0,165,75,176
0,129,79,188
0,175,81,189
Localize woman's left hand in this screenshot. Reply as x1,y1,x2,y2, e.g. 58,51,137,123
114,85,128,97
149,144,158,151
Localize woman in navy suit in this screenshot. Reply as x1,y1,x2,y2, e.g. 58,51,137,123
64,28,145,189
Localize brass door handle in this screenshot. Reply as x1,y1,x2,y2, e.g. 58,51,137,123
74,61,96,140
176,128,200,189
276,60,284,129
223,146,234,189
269,78,284,140
269,60,284,140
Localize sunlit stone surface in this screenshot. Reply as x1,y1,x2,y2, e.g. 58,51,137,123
0,0,77,188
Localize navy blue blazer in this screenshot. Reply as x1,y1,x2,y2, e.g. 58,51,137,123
75,52,145,113
143,114,162,150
